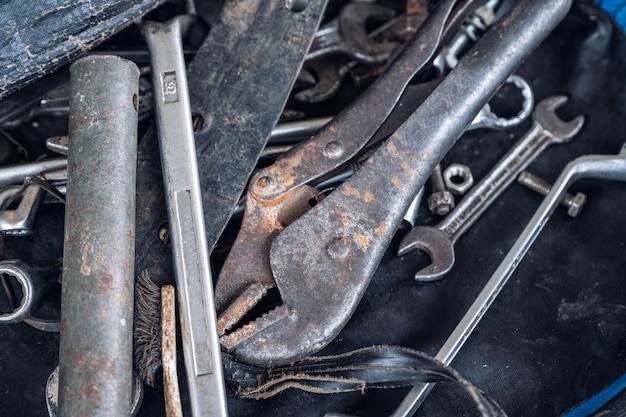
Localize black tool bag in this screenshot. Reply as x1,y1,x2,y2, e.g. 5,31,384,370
0,0,164,99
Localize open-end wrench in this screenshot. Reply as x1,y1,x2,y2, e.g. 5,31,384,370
294,57,357,103
306,2,401,64
144,16,228,417
398,96,584,282
392,140,626,417
0,168,66,236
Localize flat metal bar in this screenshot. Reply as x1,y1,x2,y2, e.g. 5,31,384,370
144,17,228,417
187,0,328,252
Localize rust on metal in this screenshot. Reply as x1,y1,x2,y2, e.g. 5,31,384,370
58,55,138,417
215,180,318,319
217,283,267,336
161,285,183,417
407,0,429,17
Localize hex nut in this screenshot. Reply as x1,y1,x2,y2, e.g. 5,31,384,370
443,164,474,195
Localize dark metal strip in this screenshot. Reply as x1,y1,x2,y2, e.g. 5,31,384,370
188,0,329,252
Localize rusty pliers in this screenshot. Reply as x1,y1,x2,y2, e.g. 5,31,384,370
215,0,574,365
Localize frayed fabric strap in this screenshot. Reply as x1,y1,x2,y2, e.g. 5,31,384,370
223,345,507,417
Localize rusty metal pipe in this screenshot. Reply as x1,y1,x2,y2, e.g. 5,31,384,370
58,55,139,417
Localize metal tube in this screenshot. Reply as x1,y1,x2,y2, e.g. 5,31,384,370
58,55,139,417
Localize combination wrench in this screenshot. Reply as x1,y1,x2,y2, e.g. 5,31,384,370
398,96,584,282
144,16,228,417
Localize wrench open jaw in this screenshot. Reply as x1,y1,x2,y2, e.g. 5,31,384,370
397,226,455,282
306,2,401,65
215,182,318,339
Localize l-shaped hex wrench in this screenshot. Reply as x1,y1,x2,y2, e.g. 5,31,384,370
390,141,626,416
144,17,228,417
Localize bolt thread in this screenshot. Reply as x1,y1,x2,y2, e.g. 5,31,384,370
517,171,575,207
429,164,446,192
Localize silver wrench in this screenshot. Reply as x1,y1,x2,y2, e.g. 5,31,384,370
398,96,584,282
306,2,400,64
467,74,533,131
392,140,626,417
0,168,66,235
144,16,228,417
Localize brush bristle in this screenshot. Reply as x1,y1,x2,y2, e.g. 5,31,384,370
134,270,162,387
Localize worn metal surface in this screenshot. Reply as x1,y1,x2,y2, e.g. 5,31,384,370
224,0,574,364
216,185,318,325
1,3,624,415
214,0,477,337
250,0,475,205
46,366,144,417
161,285,182,417
188,0,329,253
58,55,138,417
134,0,329,290
305,2,400,64
144,17,228,417
294,57,356,103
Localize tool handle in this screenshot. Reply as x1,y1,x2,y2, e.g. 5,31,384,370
162,285,183,417
144,16,228,417
252,0,461,203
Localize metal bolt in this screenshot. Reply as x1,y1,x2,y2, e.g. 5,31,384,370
427,164,455,216
517,170,587,217
256,175,276,190
324,141,344,159
327,237,351,260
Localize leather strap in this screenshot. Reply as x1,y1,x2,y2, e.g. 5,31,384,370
223,345,506,417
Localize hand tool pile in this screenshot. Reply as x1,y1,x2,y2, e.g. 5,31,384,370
1,0,626,416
